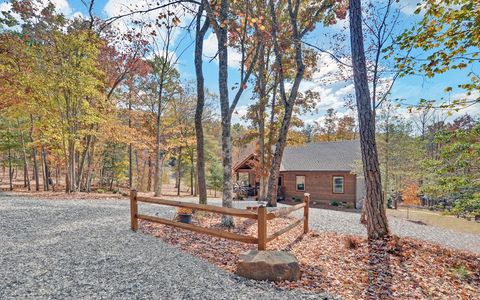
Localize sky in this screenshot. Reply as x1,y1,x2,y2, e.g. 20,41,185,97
1,0,479,127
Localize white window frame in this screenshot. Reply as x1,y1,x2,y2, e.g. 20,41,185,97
333,176,344,194
296,175,305,191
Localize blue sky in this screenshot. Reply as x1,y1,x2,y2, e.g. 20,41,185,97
2,0,479,126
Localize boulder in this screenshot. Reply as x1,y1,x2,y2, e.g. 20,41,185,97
236,250,301,281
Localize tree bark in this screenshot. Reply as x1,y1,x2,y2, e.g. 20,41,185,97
77,134,92,190
147,156,152,192
194,4,209,204
349,0,389,239
19,126,31,191
266,0,305,207
257,41,267,201
126,84,134,189
177,147,182,196
204,0,258,225
217,0,235,226
30,115,40,192
8,148,13,191
41,145,49,191
190,148,195,196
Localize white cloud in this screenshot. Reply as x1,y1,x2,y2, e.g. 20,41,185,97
232,105,249,124
203,33,243,68
298,52,354,114
48,0,72,16
399,0,425,15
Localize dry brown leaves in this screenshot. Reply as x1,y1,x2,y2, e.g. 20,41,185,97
5,189,125,200
141,213,480,300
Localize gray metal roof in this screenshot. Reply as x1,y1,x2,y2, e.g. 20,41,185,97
280,140,361,172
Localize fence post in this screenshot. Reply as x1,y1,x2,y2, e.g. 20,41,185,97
304,193,310,234
257,205,267,250
130,189,138,231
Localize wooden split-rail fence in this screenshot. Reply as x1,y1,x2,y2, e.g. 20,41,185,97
130,190,310,250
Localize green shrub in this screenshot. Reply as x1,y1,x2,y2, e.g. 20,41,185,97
345,203,353,209
330,200,339,206
451,265,471,281
451,194,480,218
96,188,105,194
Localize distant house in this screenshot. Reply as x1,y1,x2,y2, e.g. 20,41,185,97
233,140,365,208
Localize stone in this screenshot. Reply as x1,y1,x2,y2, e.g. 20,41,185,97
236,250,301,281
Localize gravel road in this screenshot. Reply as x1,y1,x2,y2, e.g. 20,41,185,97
0,194,333,300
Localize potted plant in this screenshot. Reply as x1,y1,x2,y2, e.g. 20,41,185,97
177,207,193,224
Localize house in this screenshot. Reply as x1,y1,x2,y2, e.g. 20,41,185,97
233,140,365,209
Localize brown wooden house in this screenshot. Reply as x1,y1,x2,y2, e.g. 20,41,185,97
233,140,365,208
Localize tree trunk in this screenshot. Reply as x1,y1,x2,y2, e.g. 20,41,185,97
41,145,50,191
30,115,40,192
20,127,31,191
266,0,305,207
217,0,234,227
190,149,195,196
85,138,96,192
154,88,164,196
349,0,389,239
8,148,13,191
177,147,182,196
147,157,152,192
195,3,210,205
128,94,133,189
257,41,267,201
76,134,92,190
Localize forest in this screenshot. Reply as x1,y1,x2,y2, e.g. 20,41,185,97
0,0,479,235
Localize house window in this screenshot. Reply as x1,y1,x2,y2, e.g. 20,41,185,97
333,176,344,193
296,176,305,191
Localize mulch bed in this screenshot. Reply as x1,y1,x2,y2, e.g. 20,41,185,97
141,213,480,300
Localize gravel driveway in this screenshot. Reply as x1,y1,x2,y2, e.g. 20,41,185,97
1,193,478,299
0,194,333,300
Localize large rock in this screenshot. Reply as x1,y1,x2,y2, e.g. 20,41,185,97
236,250,301,281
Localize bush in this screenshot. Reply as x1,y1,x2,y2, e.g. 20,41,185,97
330,200,339,206
96,188,105,194
345,203,353,209
451,194,480,218
292,197,301,202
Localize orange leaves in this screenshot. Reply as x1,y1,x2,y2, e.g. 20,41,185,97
141,216,480,300
402,182,421,206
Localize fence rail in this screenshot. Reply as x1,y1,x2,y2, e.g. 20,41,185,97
130,190,310,250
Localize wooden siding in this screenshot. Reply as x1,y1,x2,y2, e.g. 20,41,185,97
280,171,356,207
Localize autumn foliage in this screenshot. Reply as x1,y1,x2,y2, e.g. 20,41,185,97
402,183,420,206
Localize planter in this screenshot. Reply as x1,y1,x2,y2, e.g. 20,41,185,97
178,214,192,224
